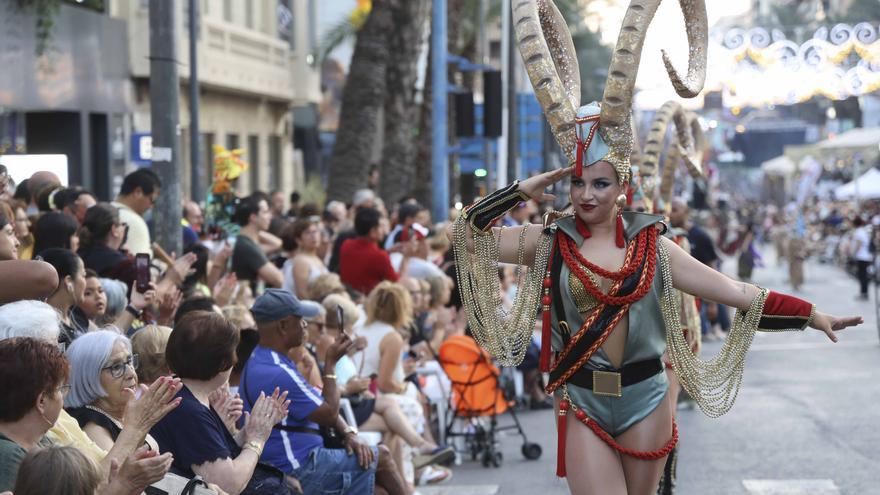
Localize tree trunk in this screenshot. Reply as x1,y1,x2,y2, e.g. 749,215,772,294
378,0,429,204
326,0,394,202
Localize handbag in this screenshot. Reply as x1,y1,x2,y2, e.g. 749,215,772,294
145,474,216,495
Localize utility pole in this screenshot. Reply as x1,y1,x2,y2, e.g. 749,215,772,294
506,1,518,184
149,0,182,256
498,0,509,190
479,0,492,192
189,0,202,203
431,0,449,222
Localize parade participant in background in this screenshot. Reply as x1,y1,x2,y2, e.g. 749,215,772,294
449,2,862,493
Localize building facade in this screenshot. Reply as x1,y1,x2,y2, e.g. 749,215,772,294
111,0,321,200
0,0,320,201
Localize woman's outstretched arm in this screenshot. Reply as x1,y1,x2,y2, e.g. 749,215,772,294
662,236,862,342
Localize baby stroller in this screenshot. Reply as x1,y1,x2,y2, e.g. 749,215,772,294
438,335,542,467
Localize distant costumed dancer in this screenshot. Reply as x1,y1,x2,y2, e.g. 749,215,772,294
449,1,863,494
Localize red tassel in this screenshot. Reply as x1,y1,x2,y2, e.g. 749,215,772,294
615,214,625,248
575,138,584,177
540,308,552,372
556,400,569,477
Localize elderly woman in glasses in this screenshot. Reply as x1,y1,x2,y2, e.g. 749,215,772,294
64,330,177,452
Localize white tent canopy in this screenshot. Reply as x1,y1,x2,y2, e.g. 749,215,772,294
761,155,796,177
818,127,880,150
834,168,880,200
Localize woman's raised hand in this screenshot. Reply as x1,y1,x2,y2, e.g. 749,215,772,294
517,166,574,202
809,311,863,343
123,376,182,433
242,388,290,443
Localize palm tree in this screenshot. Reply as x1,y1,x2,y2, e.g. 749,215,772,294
325,0,393,202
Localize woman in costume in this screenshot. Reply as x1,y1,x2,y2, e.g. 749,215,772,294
449,1,862,494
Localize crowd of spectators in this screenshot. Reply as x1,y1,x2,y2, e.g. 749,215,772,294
0,166,496,494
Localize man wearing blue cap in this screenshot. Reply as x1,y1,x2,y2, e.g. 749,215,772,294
241,288,406,494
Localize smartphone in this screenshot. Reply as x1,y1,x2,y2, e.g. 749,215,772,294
135,253,151,293
336,305,346,335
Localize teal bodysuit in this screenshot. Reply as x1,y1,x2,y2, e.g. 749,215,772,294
549,212,669,436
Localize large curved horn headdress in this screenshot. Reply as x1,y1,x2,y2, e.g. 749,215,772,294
640,100,707,212
514,0,708,185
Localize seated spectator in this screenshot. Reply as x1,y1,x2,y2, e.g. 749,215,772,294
339,207,415,295
229,328,261,394
281,219,328,299
5,200,33,260
0,213,57,303
0,300,180,493
77,269,107,330
320,294,453,480
57,188,97,225
13,445,100,495
32,211,79,256
97,278,129,328
174,296,222,326
243,289,407,495
231,195,284,290
306,272,347,303
130,325,173,384
40,248,89,345
65,330,171,453
151,311,293,495
355,282,449,484
0,338,66,492
0,204,21,261
77,203,136,288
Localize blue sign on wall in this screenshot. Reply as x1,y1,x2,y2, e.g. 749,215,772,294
131,132,152,166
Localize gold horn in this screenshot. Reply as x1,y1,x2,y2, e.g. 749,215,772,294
639,101,706,210
513,0,580,164
599,0,708,155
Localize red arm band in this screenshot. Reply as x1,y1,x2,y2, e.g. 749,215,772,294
759,291,815,331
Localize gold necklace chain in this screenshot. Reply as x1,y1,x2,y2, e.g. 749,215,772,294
452,216,552,366
657,240,769,418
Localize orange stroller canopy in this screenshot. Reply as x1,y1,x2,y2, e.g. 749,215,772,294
438,335,510,417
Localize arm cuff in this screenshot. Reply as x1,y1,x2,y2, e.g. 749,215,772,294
758,291,814,332
461,180,530,233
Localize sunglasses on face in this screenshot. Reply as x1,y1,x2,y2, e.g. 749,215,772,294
102,354,139,379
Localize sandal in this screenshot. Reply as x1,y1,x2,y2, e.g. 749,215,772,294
413,445,455,469
416,465,453,486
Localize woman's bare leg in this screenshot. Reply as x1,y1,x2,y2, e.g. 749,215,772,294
617,391,674,495
372,395,433,449
556,399,627,495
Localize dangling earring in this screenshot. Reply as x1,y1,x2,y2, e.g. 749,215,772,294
615,194,627,248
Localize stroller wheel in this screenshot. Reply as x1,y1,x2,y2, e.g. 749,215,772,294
491,451,503,467
521,442,542,460
481,451,492,467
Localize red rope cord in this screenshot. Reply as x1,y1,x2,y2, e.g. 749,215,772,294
560,228,657,307
571,216,643,279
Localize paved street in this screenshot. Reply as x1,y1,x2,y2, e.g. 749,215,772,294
425,248,880,495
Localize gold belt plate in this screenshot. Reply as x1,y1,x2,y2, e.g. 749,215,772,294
592,370,622,397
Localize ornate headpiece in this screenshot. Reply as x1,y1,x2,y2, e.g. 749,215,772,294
513,0,708,185
641,100,707,213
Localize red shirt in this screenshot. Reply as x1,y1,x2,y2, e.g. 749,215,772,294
339,237,399,295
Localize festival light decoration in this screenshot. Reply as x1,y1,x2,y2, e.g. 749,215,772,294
709,23,880,107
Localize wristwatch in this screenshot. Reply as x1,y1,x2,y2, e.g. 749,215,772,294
342,425,359,437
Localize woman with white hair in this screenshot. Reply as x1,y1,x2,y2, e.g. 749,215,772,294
0,301,181,494
65,330,175,452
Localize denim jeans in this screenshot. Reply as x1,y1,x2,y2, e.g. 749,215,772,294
293,447,378,495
